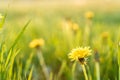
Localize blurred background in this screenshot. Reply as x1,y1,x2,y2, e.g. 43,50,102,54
0,0,120,80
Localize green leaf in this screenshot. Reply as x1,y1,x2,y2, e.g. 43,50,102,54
7,20,31,53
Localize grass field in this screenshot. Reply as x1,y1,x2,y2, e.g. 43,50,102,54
0,0,120,80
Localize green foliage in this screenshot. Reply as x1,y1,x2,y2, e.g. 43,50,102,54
0,20,32,80
0,3,119,80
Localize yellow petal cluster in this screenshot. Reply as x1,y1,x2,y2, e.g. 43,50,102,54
68,47,92,61
29,38,44,48
85,11,94,20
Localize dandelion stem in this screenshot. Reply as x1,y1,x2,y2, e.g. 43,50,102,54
84,20,92,46
86,65,92,80
37,49,49,80
95,62,100,80
81,64,88,80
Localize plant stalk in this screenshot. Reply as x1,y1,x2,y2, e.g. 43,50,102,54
37,49,49,80
95,62,100,80
81,64,88,80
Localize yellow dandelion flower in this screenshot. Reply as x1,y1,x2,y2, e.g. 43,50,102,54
68,47,92,64
85,11,94,20
29,38,44,48
72,23,79,31
101,32,109,39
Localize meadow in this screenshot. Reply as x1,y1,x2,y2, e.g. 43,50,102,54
0,1,120,80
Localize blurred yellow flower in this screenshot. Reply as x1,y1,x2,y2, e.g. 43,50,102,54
68,47,92,64
0,13,4,19
85,11,94,20
65,18,73,29
72,23,79,32
101,32,109,39
29,38,44,48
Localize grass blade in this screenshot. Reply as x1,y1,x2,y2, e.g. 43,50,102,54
28,66,33,80
5,49,12,68
8,20,31,52
57,61,66,78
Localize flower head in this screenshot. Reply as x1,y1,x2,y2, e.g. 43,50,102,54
68,47,92,64
72,23,79,32
29,38,44,48
85,11,94,20
101,32,109,39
